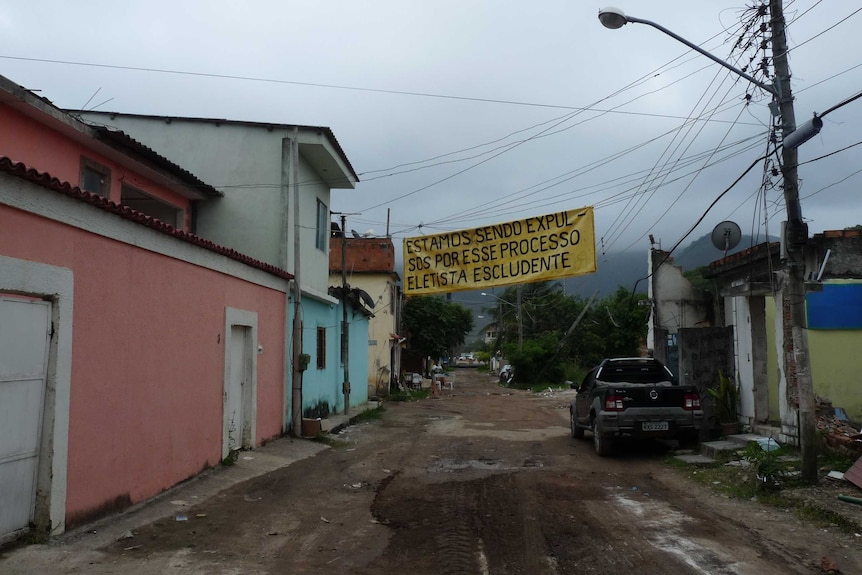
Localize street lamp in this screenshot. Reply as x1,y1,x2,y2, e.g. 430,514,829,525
598,7,778,96
481,290,523,350
598,3,818,483
597,7,823,148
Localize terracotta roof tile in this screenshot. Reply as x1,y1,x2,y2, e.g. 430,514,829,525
0,156,292,280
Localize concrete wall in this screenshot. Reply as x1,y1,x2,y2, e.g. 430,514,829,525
678,326,734,430
1,173,288,530
648,249,712,345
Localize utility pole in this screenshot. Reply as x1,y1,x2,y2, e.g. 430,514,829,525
290,127,303,437
340,213,351,415
770,0,817,483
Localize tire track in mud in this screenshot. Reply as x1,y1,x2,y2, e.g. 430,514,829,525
368,472,482,575
433,482,480,575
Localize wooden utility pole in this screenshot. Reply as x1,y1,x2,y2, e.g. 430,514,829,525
770,0,817,483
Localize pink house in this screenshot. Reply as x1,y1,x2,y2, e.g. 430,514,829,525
0,75,291,540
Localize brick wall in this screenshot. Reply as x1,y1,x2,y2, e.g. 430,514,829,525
330,237,395,273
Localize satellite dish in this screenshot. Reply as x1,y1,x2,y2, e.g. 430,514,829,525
711,221,742,255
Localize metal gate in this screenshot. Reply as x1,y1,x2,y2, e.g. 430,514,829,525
0,296,51,540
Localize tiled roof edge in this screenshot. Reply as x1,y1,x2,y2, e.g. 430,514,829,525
0,156,292,281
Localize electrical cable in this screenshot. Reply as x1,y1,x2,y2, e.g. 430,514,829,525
786,6,862,54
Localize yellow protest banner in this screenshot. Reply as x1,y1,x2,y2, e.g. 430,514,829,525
403,207,596,295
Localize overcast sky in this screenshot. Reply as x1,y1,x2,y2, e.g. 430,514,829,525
3,1,861,269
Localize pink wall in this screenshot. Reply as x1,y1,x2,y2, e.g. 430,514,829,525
0,107,192,230
0,204,285,527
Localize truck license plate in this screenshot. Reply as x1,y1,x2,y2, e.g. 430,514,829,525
642,421,669,431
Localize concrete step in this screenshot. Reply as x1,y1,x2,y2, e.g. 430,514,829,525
674,428,788,466
673,452,718,465
724,433,763,447
700,439,744,459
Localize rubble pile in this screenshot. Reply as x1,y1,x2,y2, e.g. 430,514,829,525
816,396,862,455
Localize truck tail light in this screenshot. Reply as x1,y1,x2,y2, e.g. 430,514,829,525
683,393,701,410
605,395,625,411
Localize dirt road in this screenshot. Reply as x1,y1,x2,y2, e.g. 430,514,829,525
3,369,859,574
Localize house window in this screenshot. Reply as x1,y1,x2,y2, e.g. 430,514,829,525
80,157,111,197
316,327,326,369
121,185,184,228
316,199,327,251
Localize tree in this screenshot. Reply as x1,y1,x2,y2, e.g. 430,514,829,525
403,296,474,360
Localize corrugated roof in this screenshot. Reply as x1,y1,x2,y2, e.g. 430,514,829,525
0,156,292,280
72,110,359,183
91,126,223,198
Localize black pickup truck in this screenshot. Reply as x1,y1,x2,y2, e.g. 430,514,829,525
569,357,704,455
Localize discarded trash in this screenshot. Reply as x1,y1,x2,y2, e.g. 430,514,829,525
382,469,391,474
351,483,362,489
175,515,188,522
267,531,279,536
196,513,208,518
321,516,330,523
170,500,189,506
116,530,134,541
756,437,780,452
826,471,846,481
124,545,142,551
242,456,254,460
631,486,638,492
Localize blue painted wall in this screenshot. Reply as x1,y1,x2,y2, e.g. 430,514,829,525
300,297,368,418
807,282,862,329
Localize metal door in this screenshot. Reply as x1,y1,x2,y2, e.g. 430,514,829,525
0,297,51,539
226,325,252,453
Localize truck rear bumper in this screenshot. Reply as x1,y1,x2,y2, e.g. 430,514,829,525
597,408,703,437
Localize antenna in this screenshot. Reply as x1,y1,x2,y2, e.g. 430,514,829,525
710,221,741,257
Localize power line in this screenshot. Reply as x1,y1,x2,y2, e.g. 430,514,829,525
0,54,620,112
787,6,862,53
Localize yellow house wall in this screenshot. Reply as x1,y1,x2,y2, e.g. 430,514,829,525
807,280,862,420
331,273,397,396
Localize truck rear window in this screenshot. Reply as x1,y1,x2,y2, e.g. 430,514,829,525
598,363,672,384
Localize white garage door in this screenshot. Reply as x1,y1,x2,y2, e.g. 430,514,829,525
0,296,51,540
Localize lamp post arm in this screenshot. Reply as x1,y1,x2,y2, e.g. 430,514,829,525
626,15,778,97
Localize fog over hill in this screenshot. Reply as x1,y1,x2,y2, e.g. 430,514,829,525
434,232,778,337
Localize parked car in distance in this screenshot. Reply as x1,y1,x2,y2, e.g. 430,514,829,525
570,357,703,455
